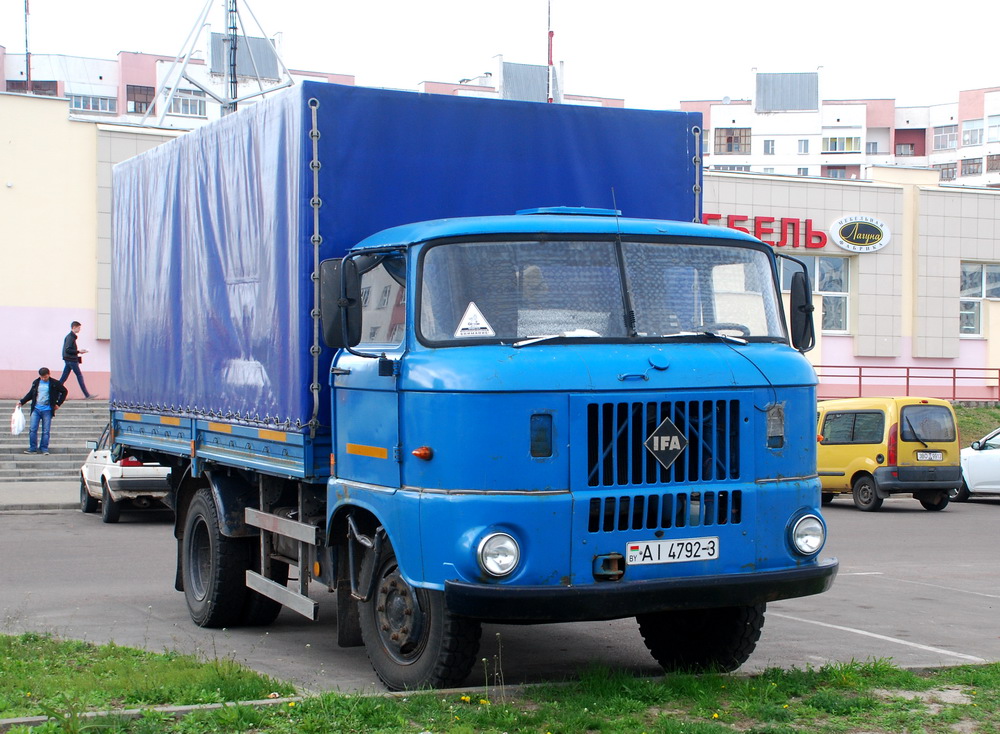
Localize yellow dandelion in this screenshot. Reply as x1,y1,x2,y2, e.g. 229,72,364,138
460,695,471,703
288,701,296,707
712,713,719,719
479,699,489,705
783,704,789,709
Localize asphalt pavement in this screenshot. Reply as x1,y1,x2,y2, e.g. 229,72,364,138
0,480,79,511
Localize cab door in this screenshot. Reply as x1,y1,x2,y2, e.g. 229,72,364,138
331,256,406,489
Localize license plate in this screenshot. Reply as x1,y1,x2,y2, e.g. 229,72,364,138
917,451,943,461
626,537,719,565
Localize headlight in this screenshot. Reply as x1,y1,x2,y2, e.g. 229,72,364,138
477,533,520,577
791,514,825,555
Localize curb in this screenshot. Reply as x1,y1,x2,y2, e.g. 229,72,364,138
0,503,78,512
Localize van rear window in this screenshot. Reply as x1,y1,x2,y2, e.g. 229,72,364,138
900,405,956,443
821,411,884,444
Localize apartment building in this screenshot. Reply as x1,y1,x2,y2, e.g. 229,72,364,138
683,72,1000,187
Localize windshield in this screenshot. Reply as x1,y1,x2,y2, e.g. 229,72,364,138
418,238,785,344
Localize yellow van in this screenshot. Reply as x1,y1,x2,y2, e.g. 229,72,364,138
816,397,961,512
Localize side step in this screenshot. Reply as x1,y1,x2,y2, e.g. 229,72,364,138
245,506,321,620
246,571,318,620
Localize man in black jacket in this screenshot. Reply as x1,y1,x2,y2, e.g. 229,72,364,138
16,368,69,455
58,321,95,399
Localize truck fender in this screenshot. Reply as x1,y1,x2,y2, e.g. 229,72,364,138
204,470,259,538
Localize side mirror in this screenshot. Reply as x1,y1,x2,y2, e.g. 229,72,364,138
86,440,98,451
319,258,362,348
789,270,816,353
972,441,981,451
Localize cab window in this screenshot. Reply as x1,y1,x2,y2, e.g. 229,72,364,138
821,411,884,444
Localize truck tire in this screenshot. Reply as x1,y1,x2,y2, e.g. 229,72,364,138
101,482,121,524
80,476,98,514
239,543,288,627
637,603,765,672
358,541,481,690
852,475,882,512
182,488,247,628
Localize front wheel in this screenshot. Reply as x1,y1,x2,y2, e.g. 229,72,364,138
637,604,765,672
358,541,481,690
950,480,971,502
852,475,883,512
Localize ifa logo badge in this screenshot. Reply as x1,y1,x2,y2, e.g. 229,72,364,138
644,416,689,470
830,215,891,253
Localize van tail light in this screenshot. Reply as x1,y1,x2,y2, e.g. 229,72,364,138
887,423,898,467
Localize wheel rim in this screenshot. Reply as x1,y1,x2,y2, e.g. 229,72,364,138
188,517,212,602
373,560,428,665
858,481,874,505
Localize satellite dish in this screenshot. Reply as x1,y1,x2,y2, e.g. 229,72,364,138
722,96,731,105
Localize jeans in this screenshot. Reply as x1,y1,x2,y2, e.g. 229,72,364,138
59,360,91,398
29,408,53,452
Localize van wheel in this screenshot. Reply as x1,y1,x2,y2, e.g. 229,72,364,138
637,604,765,672
919,492,950,511
852,475,882,512
949,480,971,502
358,541,481,690
821,492,835,505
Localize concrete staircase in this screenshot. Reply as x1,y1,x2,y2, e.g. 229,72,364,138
1,400,109,482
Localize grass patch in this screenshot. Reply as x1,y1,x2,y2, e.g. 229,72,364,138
4,634,1000,733
955,404,1000,447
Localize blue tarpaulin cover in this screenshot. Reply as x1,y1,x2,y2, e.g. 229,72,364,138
112,82,700,431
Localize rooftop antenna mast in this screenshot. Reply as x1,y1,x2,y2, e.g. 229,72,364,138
23,0,31,91
546,0,554,103
141,0,294,126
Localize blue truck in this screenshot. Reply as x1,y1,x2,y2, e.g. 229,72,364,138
111,82,837,690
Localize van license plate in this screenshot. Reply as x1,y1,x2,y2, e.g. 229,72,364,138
626,537,719,565
917,451,943,461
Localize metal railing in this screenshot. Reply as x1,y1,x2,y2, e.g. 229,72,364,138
815,365,1000,402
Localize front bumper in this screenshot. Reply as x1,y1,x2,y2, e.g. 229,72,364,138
445,557,838,622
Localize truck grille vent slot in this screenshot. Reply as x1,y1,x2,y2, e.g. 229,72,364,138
586,399,741,487
587,490,743,533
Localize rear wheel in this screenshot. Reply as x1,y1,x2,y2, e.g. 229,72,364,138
100,482,120,523
918,492,950,511
358,541,481,690
80,476,98,514
182,489,246,627
821,492,835,505
852,475,883,512
637,604,765,672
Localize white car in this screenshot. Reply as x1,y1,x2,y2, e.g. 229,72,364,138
80,423,172,523
954,426,1000,501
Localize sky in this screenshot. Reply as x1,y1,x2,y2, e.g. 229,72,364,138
3,0,1000,110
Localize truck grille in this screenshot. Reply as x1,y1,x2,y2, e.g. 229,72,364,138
587,490,743,533
586,399,741,487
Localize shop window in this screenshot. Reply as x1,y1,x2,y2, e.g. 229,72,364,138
933,125,958,150
960,262,1000,335
715,128,750,154
779,256,850,332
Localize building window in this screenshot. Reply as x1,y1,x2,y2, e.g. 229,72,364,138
167,89,207,117
763,139,775,155
763,167,775,174
702,134,710,155
960,262,1000,335
126,85,155,114
932,162,957,181
69,95,117,113
988,154,1000,172
797,167,809,176
961,158,983,176
798,139,809,154
826,167,847,179
895,143,915,156
866,141,878,154
989,115,1000,143
6,80,58,95
780,256,850,332
360,286,371,307
712,165,751,171
714,128,751,154
933,125,958,150
822,136,861,153
962,119,984,146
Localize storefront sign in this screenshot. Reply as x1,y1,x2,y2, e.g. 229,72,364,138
830,215,891,253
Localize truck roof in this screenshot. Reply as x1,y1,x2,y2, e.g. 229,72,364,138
352,209,765,251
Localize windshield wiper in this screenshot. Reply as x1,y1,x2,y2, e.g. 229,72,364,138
904,415,930,448
701,330,748,345
513,329,601,348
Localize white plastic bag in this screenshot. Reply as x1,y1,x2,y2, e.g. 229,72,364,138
10,405,25,436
